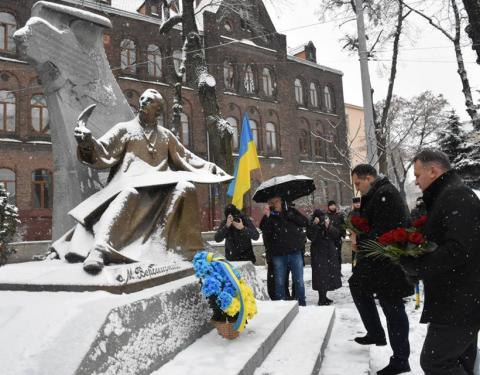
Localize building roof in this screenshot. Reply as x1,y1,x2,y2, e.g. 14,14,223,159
195,0,223,32
110,0,144,13
286,55,343,76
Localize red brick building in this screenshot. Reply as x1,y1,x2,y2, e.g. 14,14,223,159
0,0,352,240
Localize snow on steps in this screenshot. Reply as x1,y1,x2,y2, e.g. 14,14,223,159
152,300,299,375
254,306,335,375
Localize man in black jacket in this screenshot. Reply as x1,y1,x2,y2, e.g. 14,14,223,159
327,200,346,265
350,164,414,375
260,195,308,306
215,204,259,263
401,150,480,375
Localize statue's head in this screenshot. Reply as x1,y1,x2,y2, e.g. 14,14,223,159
139,89,164,119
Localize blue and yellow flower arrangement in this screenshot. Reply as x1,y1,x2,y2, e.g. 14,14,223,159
193,251,257,333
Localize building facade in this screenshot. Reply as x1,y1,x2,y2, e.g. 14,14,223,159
345,103,367,168
0,0,352,240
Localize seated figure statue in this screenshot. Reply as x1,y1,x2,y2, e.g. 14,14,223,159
52,89,230,274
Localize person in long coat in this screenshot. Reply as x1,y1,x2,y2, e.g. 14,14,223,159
214,204,259,263
350,164,414,375
400,150,480,375
307,209,342,305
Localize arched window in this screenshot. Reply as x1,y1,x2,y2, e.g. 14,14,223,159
265,122,277,154
0,90,15,132
294,78,304,105
244,65,255,94
324,86,333,112
262,68,274,97
310,82,318,108
180,112,189,146
0,168,15,204
120,39,136,73
147,44,162,79
299,129,309,155
314,122,324,158
31,94,49,134
313,137,322,158
249,119,259,149
173,49,186,82
223,60,235,90
32,169,52,209
226,116,239,151
335,182,342,203
0,13,16,53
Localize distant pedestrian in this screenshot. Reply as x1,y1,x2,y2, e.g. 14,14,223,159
349,164,414,375
260,196,308,306
349,197,361,268
400,149,480,375
410,197,427,222
307,209,342,305
215,204,259,263
326,200,346,265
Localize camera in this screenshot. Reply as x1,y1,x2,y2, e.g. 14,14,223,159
233,216,241,223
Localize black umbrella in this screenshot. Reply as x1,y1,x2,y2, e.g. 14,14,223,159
252,174,316,203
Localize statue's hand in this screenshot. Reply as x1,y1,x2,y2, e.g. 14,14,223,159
74,125,92,144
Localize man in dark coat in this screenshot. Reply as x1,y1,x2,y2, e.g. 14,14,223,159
215,204,259,263
260,195,308,306
350,164,414,375
327,200,346,265
410,196,427,222
400,150,480,375
307,209,342,305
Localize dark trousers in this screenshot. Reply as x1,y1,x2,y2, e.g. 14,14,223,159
266,261,293,300
272,251,306,306
420,323,479,375
350,284,410,366
335,239,343,265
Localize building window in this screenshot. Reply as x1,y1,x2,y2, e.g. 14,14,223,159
0,90,15,132
173,49,186,82
249,119,259,150
262,68,274,97
223,60,235,90
180,112,189,147
335,182,342,203
318,180,328,203
31,94,50,134
324,86,333,112
120,38,137,73
226,116,239,151
151,3,159,15
313,137,322,158
294,78,304,105
244,65,255,94
310,82,318,108
299,129,309,155
147,45,162,79
265,122,277,154
0,168,15,204
0,13,16,53
32,169,52,209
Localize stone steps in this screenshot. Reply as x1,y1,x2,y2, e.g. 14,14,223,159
254,306,335,375
151,300,299,375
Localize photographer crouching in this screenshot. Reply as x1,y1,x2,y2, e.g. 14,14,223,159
214,204,259,263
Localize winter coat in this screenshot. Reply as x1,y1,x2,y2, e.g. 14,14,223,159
214,213,259,263
348,177,414,298
307,210,342,292
400,171,480,327
327,211,346,241
260,206,308,257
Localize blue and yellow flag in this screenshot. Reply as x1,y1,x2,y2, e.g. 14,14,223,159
227,113,261,209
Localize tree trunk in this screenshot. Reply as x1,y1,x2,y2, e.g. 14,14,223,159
462,0,480,64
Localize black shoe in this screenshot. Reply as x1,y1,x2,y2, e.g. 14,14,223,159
354,335,387,346
318,299,332,306
377,362,410,375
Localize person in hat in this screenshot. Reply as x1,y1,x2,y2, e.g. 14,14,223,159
326,200,346,265
214,204,259,263
307,209,342,305
410,196,427,223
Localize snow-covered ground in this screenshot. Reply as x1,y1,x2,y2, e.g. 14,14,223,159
257,264,479,375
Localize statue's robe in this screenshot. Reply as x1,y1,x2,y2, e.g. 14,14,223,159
52,116,231,263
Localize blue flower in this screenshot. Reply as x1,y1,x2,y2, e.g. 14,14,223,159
217,291,233,310
194,261,213,278
202,276,221,297
193,251,208,264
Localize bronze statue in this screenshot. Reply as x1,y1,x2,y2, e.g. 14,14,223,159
52,89,231,274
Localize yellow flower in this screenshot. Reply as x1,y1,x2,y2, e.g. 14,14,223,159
224,296,240,317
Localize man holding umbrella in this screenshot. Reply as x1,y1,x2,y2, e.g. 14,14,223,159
255,175,313,307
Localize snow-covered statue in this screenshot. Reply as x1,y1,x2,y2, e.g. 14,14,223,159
53,89,230,274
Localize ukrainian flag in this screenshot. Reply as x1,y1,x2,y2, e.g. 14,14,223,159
227,113,261,209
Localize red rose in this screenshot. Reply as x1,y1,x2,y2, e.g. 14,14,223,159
392,228,408,243
378,231,396,245
408,232,425,245
351,216,370,233
413,215,428,228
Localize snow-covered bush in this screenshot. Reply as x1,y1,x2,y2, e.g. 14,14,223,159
0,183,20,266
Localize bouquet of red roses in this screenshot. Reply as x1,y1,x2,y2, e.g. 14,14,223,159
345,215,370,235
362,215,435,262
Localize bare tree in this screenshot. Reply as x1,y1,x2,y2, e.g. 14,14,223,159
462,0,480,64
399,0,480,130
